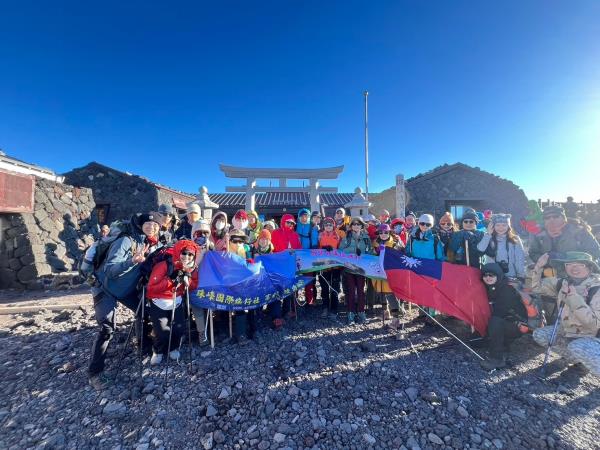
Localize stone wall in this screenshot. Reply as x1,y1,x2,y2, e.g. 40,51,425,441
0,178,97,289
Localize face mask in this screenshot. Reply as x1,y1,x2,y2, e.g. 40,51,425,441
183,259,195,269
195,236,207,247
215,220,225,231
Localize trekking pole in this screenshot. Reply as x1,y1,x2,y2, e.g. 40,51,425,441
464,239,475,334
140,285,146,367
185,284,192,370
415,305,485,361
539,302,565,379
164,280,180,385
209,309,215,349
229,312,233,339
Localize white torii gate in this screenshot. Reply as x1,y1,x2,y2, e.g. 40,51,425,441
220,164,344,212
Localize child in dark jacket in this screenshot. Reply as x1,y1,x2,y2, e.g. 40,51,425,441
449,209,484,268
146,239,199,365
480,263,527,370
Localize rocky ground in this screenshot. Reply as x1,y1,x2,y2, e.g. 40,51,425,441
0,288,599,450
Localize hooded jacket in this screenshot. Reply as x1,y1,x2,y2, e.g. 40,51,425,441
477,233,526,279
271,214,302,252
146,240,199,301
98,214,162,300
296,208,319,249
408,228,445,261
245,210,262,245
210,211,229,252
482,263,526,322
449,229,484,268
339,229,373,256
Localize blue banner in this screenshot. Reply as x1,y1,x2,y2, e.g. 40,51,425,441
191,251,311,311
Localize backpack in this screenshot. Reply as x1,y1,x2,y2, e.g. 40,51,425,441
78,221,132,284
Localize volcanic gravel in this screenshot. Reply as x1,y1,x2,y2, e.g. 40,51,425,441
0,289,599,450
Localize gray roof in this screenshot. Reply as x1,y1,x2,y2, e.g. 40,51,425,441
208,192,354,208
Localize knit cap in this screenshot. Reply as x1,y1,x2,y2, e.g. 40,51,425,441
491,213,511,226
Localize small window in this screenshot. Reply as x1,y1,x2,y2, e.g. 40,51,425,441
95,204,110,225
359,209,363,216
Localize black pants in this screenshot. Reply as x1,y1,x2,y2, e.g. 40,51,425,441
234,310,257,339
148,301,185,354
487,316,522,358
320,269,341,313
88,289,144,375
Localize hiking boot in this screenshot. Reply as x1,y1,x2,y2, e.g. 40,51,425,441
320,309,329,319
347,312,355,325
88,372,111,390
150,352,163,365
169,350,180,361
480,357,506,371
357,312,367,324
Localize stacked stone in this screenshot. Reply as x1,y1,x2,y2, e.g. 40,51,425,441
0,178,97,289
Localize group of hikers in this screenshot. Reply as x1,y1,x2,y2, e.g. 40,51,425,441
84,201,600,387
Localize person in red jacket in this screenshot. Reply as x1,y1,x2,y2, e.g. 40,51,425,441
146,239,199,365
269,214,302,326
271,213,302,252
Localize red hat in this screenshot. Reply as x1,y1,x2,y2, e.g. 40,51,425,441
391,218,405,227
234,209,248,220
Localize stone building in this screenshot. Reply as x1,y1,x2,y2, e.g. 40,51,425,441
369,163,530,227
0,154,97,289
63,162,196,224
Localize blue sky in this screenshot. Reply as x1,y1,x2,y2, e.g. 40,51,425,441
1,1,599,201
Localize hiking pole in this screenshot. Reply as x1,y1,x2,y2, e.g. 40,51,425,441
164,279,180,385
229,312,233,339
185,283,192,370
209,309,215,349
539,302,565,379
140,285,146,368
415,304,485,361
464,239,476,334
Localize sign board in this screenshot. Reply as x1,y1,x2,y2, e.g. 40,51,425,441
0,169,34,213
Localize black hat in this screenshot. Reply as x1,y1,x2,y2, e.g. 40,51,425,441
462,208,479,223
311,211,322,217
137,213,161,226
542,205,566,219
158,204,174,215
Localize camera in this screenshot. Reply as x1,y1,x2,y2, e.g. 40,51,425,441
498,260,509,274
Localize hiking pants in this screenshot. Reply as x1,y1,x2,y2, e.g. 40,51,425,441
148,301,185,354
487,316,522,359
88,288,143,375
344,272,366,313
233,310,257,339
533,326,600,376
320,269,341,313
192,305,207,342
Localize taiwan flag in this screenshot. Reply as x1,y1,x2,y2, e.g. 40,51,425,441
381,248,491,335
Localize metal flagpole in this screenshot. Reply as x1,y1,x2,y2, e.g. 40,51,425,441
364,91,369,204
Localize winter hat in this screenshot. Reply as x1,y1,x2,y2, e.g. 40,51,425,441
481,263,505,283
491,213,511,226
234,209,248,221
335,207,346,215
323,217,335,226
378,223,391,233
187,203,201,215
380,209,390,217
364,214,377,223
138,213,161,226
192,219,211,236
263,220,276,230
391,217,405,226
350,217,365,227
406,211,416,219
229,229,248,242
158,204,174,215
258,229,272,241
311,211,321,218
542,205,566,220
462,209,479,222
418,214,434,225
551,251,600,273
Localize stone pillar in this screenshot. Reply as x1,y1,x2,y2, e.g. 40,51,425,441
309,178,320,213
395,174,406,218
245,178,256,212
196,186,219,220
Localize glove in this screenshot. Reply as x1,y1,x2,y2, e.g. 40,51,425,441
169,270,181,281
323,246,333,252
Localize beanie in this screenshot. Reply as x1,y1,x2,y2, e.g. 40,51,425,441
491,213,511,226
542,205,566,219
418,214,434,225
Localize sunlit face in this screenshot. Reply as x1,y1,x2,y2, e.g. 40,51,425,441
258,237,269,247
285,220,295,230
494,223,509,235
405,216,416,227
299,214,309,224
249,216,257,225
335,210,344,219
324,222,334,231
101,225,110,237
351,222,362,232
179,249,196,268
462,219,476,231
379,214,389,222
439,221,453,230
142,221,160,237
312,216,321,225
418,221,432,232
482,272,498,285
565,262,590,279
187,211,200,223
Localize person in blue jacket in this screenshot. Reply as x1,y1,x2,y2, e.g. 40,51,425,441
449,209,485,268
88,213,162,387
407,214,445,261
296,208,320,305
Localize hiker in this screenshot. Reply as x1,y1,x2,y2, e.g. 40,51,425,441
531,252,600,376
528,205,600,264
407,214,445,261
245,210,262,245
379,209,391,225
391,217,409,247
311,211,322,230
339,217,373,324
252,228,274,258
318,217,342,319
404,211,417,233
263,220,276,232
480,263,528,370
477,213,526,284
210,211,229,252
100,224,110,238
156,203,175,244
146,239,199,364
88,213,162,386
190,219,213,345
334,207,351,239
372,223,404,328
228,228,251,260
449,209,485,268
227,229,256,343
435,212,456,261
297,208,319,305
365,214,379,240
271,214,302,322
175,204,201,240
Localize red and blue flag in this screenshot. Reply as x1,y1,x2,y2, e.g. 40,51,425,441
381,248,491,335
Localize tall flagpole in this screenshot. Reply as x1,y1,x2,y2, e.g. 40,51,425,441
364,90,369,203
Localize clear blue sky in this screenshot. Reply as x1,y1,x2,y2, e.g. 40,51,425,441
1,1,599,202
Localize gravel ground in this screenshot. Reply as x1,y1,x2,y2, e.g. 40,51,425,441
0,288,599,450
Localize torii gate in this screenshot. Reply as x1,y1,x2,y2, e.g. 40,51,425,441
220,164,344,212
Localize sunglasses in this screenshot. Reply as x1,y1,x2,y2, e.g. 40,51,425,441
378,231,389,235
351,223,362,227
439,222,452,226
335,211,344,214
463,220,475,224
181,251,195,257
325,223,334,227
231,239,244,244
483,273,497,278
285,221,295,225
565,262,587,268
419,222,432,227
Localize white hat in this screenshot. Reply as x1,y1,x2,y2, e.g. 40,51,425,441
187,203,201,214
418,214,434,225
191,219,210,235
